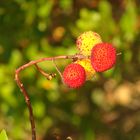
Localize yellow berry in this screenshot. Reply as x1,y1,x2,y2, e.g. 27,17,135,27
75,59,96,80
76,31,102,56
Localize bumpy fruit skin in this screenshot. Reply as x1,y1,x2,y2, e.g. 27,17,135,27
76,31,102,56
91,43,116,72
75,59,96,80
63,63,86,88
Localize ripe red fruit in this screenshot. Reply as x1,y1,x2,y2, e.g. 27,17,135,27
91,43,116,72
63,63,86,88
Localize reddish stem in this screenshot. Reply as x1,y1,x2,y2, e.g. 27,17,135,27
15,54,86,140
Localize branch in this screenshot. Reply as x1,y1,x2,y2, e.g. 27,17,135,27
15,73,36,140
52,59,64,84
34,64,56,80
15,54,86,140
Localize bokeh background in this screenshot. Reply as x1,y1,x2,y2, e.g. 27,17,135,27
0,0,140,140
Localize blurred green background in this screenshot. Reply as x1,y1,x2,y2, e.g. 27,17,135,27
0,0,140,140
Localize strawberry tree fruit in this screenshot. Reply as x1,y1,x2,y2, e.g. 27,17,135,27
63,63,86,88
91,43,116,72
75,59,96,80
76,31,102,56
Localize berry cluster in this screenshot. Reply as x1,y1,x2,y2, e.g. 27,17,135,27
63,31,117,88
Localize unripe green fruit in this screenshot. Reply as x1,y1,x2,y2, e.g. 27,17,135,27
76,31,102,56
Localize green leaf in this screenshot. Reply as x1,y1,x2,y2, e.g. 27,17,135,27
120,0,137,41
0,130,8,140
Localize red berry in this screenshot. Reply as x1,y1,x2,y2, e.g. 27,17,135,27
63,63,86,88
91,43,116,72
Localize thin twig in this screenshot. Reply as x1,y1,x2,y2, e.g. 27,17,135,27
15,54,86,140
15,73,36,140
52,59,64,84
34,64,56,80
